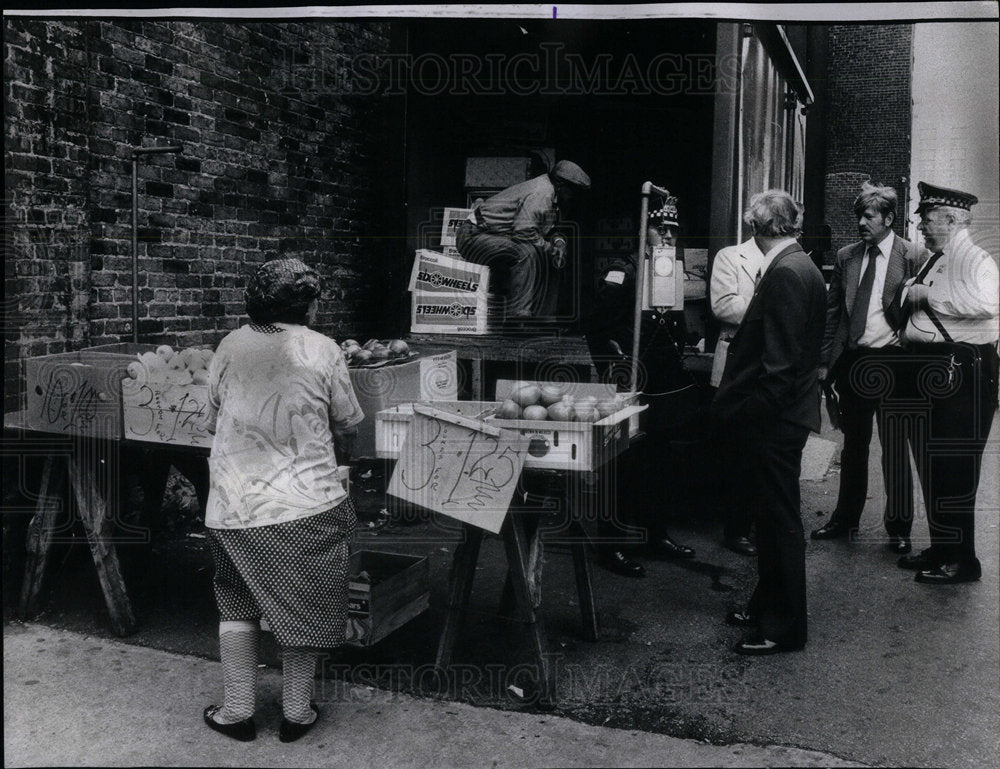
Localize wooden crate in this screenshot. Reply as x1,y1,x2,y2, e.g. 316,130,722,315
375,395,644,472
23,344,157,439
375,401,496,459
344,550,430,647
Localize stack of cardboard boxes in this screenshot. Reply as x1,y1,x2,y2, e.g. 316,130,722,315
408,208,495,335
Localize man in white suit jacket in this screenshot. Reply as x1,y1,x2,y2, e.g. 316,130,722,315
709,235,766,556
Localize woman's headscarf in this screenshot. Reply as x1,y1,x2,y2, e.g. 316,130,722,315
245,258,321,321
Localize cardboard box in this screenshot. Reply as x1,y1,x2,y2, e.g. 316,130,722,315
349,351,458,457
23,343,156,439
439,208,474,248
344,549,430,647
408,249,488,295
121,378,214,449
410,290,491,335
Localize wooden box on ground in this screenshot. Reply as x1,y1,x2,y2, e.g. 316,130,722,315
344,550,430,647
23,343,157,439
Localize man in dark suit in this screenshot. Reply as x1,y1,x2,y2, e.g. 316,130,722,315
811,183,917,555
713,190,827,656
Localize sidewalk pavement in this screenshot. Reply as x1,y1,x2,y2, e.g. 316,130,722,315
3,622,865,769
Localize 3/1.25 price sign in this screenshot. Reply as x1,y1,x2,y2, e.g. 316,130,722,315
387,404,529,534
121,379,215,448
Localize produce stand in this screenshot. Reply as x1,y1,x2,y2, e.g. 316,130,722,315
379,383,646,706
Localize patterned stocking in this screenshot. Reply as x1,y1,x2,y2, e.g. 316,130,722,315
282,647,318,724
214,620,259,723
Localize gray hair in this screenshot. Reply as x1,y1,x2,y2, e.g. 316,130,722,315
743,190,802,237
935,205,973,226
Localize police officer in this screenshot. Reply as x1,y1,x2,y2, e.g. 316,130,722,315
895,182,999,584
584,207,697,578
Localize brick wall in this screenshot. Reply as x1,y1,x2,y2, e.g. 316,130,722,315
823,25,913,255
4,20,396,412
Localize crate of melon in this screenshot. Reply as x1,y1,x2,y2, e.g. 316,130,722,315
375,382,645,472
486,380,645,471
120,344,216,449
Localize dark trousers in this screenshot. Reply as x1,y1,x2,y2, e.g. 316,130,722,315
831,346,913,537
742,419,810,647
456,220,546,317
908,343,998,566
597,386,701,548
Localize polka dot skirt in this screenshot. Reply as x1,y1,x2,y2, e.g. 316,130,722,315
208,497,357,648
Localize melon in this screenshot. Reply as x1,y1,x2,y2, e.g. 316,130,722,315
522,405,549,421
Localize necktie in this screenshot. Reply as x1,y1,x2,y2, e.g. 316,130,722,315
849,246,880,346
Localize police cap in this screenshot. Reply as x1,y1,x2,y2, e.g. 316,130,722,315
915,181,979,214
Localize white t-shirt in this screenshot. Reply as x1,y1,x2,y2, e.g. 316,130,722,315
205,323,364,530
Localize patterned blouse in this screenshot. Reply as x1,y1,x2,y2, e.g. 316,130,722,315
205,323,364,529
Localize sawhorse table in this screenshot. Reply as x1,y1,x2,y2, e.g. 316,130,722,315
433,474,603,708
6,411,209,636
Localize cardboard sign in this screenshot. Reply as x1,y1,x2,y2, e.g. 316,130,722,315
121,379,214,447
387,404,529,534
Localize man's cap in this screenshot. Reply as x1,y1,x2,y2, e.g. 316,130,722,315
550,160,591,189
649,193,679,227
915,181,978,214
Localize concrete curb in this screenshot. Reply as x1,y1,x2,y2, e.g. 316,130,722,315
3,622,867,768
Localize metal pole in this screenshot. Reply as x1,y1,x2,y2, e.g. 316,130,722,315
130,145,182,344
131,156,139,343
630,182,671,394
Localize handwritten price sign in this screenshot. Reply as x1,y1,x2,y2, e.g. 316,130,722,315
122,380,214,448
387,404,529,534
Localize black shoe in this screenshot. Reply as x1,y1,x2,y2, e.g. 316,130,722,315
810,520,853,540
600,550,646,578
733,634,804,656
725,609,755,627
887,536,912,555
650,536,695,560
279,705,320,743
724,536,757,556
203,705,256,742
915,561,982,585
898,549,938,571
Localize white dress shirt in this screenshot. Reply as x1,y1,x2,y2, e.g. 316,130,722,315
856,231,899,349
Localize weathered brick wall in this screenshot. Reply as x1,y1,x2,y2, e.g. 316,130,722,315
824,25,913,255
4,20,395,412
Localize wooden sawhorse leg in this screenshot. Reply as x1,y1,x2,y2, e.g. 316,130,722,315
68,447,137,636
502,513,556,707
568,519,599,642
19,455,67,620
435,525,484,670
434,518,556,707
